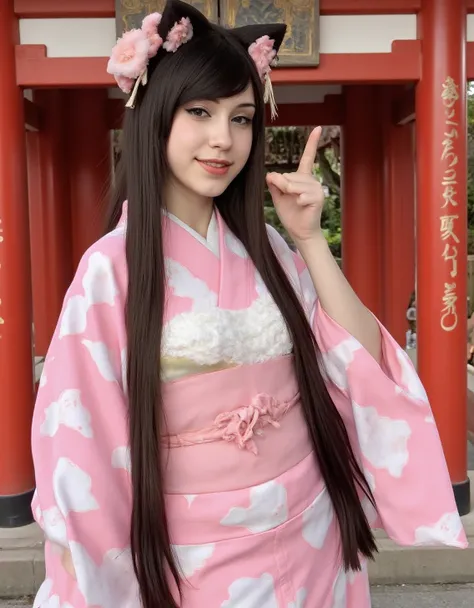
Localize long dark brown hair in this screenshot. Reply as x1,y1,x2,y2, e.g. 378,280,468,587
108,25,376,608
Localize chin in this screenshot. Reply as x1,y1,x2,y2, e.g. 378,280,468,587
190,181,233,199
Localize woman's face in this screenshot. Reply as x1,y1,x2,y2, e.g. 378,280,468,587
166,84,255,201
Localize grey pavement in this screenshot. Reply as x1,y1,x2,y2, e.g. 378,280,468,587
371,584,474,607
1,586,474,607
469,440,474,469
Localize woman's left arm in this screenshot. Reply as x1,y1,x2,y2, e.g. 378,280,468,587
266,126,381,362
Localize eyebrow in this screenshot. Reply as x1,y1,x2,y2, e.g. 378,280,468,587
192,99,256,110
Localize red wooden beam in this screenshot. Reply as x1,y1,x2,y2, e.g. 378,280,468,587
15,45,113,87
16,41,421,88
272,41,420,85
320,0,420,14
14,0,114,18
267,96,344,126
24,97,41,130
14,0,422,18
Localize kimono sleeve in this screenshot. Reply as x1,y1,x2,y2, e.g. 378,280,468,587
31,241,140,608
266,225,468,550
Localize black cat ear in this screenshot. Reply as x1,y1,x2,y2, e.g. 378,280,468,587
230,23,287,55
158,0,213,40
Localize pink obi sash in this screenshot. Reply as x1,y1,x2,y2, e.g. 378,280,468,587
166,392,300,455
161,355,313,494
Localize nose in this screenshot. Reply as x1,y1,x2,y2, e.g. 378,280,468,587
208,117,232,150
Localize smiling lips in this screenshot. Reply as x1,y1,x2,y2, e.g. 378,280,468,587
197,158,232,176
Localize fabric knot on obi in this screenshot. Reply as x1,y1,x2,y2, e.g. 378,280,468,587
165,393,299,455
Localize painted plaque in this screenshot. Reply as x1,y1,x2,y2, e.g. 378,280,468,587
220,0,319,66
115,1,218,36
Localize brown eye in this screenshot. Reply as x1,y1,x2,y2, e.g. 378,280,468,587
186,108,209,118
232,116,252,125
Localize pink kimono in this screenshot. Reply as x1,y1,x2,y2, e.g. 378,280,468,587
31,205,467,608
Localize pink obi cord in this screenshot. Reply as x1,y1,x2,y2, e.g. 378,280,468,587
165,393,300,455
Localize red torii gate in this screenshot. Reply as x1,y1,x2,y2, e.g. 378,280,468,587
0,0,471,527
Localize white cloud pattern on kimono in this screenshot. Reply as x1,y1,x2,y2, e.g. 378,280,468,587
222,573,278,608
321,338,362,390
42,506,68,547
220,480,288,533
299,267,317,318
353,402,411,477
32,579,74,608
414,511,465,547
172,543,215,578
332,568,347,608
111,446,131,474
40,389,93,439
165,258,218,312
53,458,99,516
395,349,429,403
288,588,307,608
82,252,118,307
69,542,140,608
302,487,334,549
82,340,118,382
59,295,88,338
266,225,300,293
255,269,268,297
33,578,53,608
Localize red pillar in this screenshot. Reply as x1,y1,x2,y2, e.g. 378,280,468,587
66,90,111,267
28,90,73,357
0,0,35,527
341,85,384,319
416,0,470,513
382,94,416,347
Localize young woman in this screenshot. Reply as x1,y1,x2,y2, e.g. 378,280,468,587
31,1,467,607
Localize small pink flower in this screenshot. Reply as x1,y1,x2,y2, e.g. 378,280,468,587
141,12,163,58
163,17,193,53
115,74,135,94
249,35,277,80
107,29,150,79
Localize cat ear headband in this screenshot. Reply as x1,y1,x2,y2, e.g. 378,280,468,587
107,0,286,119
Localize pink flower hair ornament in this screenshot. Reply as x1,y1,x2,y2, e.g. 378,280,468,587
248,35,279,119
107,12,193,108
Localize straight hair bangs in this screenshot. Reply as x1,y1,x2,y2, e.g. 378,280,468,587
144,30,263,128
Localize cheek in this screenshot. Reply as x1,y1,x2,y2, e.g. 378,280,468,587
168,129,192,157
234,130,253,166
167,119,200,161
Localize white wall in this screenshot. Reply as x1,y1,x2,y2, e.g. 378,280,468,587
19,14,417,58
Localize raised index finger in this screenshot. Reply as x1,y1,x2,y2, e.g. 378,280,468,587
297,126,322,175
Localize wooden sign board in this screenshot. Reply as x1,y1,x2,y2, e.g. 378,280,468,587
115,1,319,67
220,1,320,67
115,1,218,36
